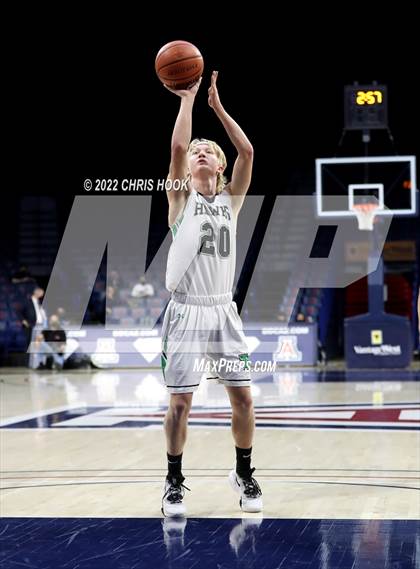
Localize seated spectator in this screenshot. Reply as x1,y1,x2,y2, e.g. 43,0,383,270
131,276,155,299
32,314,67,370
56,306,71,328
109,270,123,290
105,285,118,323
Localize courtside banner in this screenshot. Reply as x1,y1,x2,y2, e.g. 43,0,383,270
53,323,317,368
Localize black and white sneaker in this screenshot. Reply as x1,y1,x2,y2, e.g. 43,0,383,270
229,468,263,513
161,475,190,517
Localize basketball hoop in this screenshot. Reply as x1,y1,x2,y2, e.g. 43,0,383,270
351,203,381,231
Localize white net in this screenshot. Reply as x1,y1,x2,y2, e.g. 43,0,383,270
351,204,380,231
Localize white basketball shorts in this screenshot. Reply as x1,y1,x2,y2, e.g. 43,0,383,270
161,291,251,393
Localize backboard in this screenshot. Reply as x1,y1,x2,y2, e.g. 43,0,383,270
315,155,417,219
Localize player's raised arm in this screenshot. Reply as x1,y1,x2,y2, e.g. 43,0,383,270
164,80,201,226
208,71,254,215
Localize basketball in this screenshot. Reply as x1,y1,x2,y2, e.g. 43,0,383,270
155,40,204,90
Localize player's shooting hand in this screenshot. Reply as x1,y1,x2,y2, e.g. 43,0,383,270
208,71,222,110
164,77,202,98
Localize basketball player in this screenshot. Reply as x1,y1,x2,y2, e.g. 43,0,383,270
161,71,262,517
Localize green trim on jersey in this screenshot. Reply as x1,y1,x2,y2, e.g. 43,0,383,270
171,212,185,238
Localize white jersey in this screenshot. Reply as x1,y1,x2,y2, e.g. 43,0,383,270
166,188,236,296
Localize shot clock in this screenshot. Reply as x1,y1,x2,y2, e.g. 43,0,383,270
344,84,388,130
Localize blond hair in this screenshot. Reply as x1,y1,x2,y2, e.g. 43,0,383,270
188,138,227,194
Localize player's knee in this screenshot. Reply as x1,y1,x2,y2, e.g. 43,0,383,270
170,395,192,419
232,394,253,415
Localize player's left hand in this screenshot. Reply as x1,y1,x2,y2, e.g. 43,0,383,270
208,71,222,110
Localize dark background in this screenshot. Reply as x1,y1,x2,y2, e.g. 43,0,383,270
11,16,420,198
7,17,418,249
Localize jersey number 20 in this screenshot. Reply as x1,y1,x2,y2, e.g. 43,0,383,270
199,222,230,258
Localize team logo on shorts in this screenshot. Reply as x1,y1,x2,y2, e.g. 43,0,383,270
169,312,185,325
238,353,251,370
